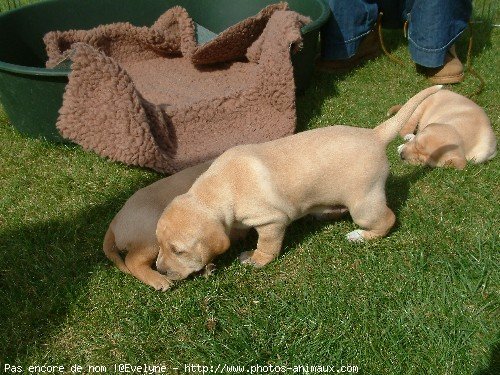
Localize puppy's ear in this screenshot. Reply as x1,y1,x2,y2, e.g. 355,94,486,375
156,214,169,247
432,143,467,169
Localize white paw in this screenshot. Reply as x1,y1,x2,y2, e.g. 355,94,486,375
346,230,365,242
403,133,415,142
397,143,406,155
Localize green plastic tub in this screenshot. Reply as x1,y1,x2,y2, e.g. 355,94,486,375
0,0,329,142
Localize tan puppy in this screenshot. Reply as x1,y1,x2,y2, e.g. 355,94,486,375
103,161,211,291
392,89,497,169
154,85,443,280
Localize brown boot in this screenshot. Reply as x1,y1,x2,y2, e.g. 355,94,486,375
316,30,382,72
416,45,464,84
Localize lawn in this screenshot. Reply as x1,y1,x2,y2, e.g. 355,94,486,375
0,1,498,374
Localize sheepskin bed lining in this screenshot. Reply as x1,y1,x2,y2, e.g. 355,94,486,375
44,3,310,173
122,58,259,108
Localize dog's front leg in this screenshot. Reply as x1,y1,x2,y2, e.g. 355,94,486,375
239,223,286,268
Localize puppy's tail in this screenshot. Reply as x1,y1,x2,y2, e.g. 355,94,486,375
103,226,131,274
374,85,442,146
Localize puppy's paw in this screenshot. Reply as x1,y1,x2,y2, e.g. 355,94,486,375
239,251,257,266
203,263,216,278
403,133,415,142
149,274,173,292
239,251,270,268
346,230,365,243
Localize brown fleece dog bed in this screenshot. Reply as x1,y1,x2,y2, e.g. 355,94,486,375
44,4,310,173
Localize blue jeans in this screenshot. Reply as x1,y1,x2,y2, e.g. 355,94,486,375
320,0,472,68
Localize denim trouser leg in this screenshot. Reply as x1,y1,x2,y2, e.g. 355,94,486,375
406,0,472,67
320,0,379,60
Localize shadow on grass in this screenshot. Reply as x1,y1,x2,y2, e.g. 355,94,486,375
476,335,500,375
295,27,423,132
457,17,494,61
295,68,346,131
386,166,431,216
0,180,154,362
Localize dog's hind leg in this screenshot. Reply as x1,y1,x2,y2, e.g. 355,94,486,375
125,245,173,291
346,197,396,242
103,227,131,274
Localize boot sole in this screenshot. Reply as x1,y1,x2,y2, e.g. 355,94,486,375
428,73,465,84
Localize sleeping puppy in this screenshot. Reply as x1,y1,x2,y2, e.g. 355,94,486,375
154,85,443,281
103,161,211,291
392,89,497,169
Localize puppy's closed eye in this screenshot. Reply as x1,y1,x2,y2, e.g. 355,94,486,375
170,244,183,254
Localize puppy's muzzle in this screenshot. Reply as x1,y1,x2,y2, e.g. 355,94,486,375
156,254,190,280
156,253,168,274
164,269,183,280
156,261,182,280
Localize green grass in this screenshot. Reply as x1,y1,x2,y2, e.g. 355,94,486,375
0,1,499,374
0,0,33,12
